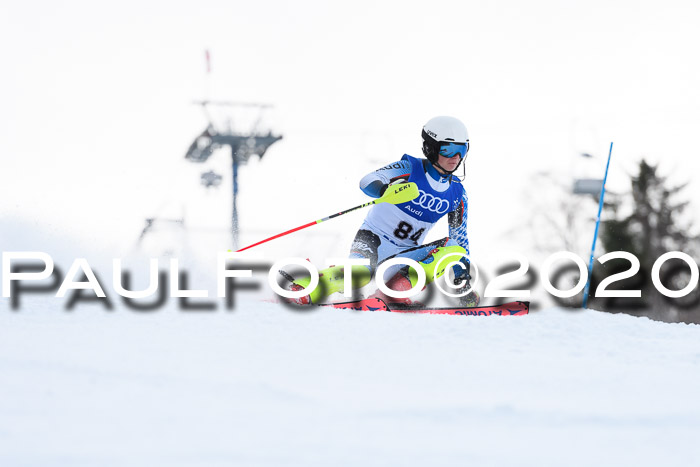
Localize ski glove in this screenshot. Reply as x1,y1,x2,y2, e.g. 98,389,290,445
379,178,408,196
452,256,471,282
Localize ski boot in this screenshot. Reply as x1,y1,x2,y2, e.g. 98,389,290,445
454,275,480,307
368,272,422,307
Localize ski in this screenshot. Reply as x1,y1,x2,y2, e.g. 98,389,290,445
322,298,529,316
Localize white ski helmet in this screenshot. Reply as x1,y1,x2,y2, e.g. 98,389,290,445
421,116,470,173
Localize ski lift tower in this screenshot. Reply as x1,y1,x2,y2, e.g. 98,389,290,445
184,100,283,248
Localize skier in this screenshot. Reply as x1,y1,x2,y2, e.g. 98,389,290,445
287,116,478,307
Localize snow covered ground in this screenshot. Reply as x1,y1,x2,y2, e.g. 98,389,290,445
1,296,699,466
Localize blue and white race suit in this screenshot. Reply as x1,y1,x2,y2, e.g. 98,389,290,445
350,154,470,279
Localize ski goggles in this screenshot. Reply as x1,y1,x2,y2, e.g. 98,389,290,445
438,142,469,158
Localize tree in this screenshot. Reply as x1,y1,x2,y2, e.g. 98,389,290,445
600,159,698,318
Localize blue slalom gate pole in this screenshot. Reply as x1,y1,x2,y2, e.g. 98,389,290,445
582,142,614,309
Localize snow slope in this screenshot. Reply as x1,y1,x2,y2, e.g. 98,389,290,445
1,298,699,466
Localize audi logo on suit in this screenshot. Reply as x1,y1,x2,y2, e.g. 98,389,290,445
411,190,451,214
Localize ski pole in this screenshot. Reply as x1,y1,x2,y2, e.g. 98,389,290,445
582,142,614,309
235,182,419,252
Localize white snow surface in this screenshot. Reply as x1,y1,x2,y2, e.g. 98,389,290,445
1,298,699,466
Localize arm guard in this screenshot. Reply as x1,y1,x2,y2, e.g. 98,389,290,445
359,160,412,198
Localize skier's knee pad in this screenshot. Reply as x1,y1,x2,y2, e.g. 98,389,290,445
405,245,467,287
295,264,372,303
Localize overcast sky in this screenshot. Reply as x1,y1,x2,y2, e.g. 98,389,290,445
2,0,699,259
